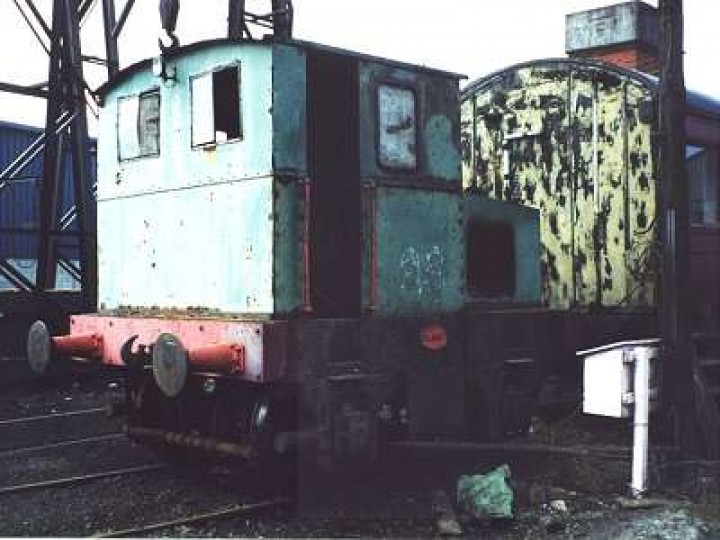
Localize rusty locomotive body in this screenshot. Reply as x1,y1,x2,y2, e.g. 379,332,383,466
27,39,667,469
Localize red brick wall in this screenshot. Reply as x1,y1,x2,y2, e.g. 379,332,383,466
572,44,661,75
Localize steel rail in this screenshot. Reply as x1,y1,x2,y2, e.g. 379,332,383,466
0,433,124,457
94,498,290,538
0,407,109,427
390,440,637,460
0,463,166,496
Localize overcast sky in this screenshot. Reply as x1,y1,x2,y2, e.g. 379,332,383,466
0,0,717,129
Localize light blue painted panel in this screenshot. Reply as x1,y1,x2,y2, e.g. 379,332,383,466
97,176,274,313
96,42,278,313
98,42,273,203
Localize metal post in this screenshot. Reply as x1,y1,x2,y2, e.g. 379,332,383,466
63,0,96,304
228,0,246,38
101,0,120,77
271,0,293,39
36,0,64,291
631,346,651,497
657,0,705,456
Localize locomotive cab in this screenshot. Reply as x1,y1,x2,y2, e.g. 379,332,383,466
28,38,477,469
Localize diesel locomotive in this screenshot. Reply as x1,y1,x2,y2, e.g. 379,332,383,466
26,37,660,469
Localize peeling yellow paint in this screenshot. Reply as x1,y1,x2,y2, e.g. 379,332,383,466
462,61,657,309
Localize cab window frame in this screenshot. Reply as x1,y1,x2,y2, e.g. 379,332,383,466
117,88,161,162
190,63,243,149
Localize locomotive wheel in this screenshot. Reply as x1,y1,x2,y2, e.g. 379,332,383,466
27,320,52,375
245,396,298,491
152,333,188,398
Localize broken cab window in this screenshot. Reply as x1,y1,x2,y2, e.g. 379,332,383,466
118,91,160,161
191,65,241,148
377,84,417,170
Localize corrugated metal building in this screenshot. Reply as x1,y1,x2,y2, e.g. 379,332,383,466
0,120,96,290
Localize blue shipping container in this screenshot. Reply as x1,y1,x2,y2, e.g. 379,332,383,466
0,120,96,288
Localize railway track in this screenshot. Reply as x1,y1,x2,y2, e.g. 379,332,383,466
0,359,297,537
0,382,125,452
0,406,108,427
94,498,290,538
0,432,125,457
0,463,167,496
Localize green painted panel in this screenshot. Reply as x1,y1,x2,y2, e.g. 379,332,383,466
272,45,308,175
272,178,303,313
372,187,464,315
358,61,460,183
463,194,541,303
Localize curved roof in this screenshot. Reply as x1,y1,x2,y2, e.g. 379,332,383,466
462,57,720,119
96,37,465,100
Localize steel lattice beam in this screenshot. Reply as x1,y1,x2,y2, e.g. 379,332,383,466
227,0,293,40
0,0,120,329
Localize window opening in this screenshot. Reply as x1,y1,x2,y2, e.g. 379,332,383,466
377,84,417,170
118,91,160,161
191,66,241,147
687,144,719,225
466,220,516,297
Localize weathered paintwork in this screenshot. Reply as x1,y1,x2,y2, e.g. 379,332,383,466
98,43,277,313
358,61,461,183
565,1,660,54
462,60,657,309
70,313,288,382
98,40,464,317
356,56,463,315
272,44,308,175
364,187,464,315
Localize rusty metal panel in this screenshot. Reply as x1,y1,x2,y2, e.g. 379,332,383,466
462,60,657,310
467,85,500,196
272,178,304,314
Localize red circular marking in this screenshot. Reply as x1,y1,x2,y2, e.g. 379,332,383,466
420,324,447,351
